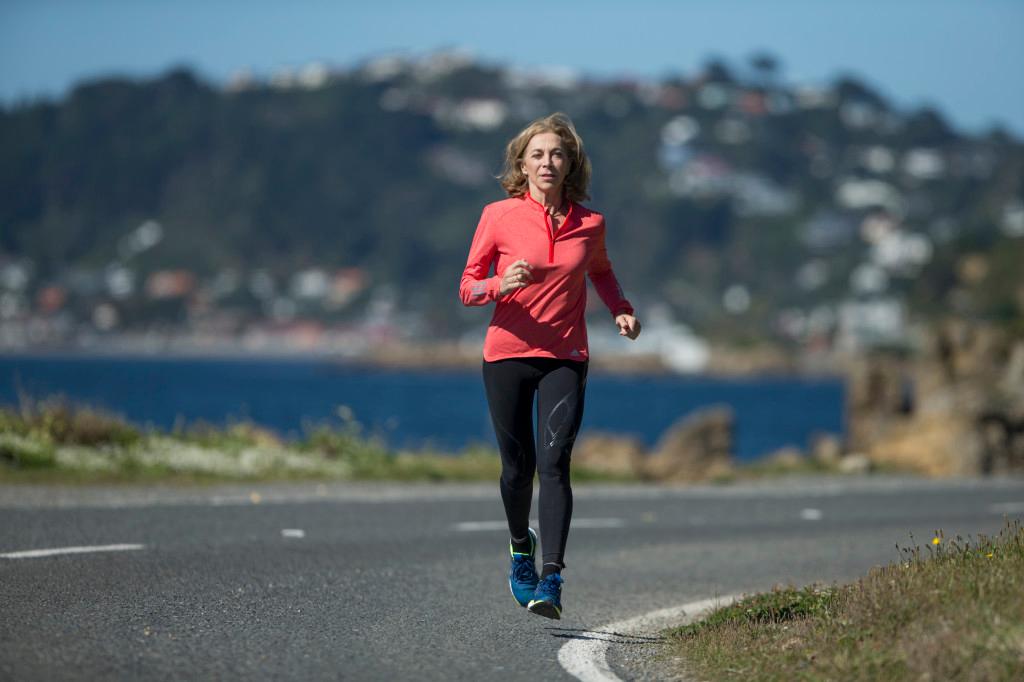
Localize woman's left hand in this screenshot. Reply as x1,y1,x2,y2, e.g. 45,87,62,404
615,314,641,340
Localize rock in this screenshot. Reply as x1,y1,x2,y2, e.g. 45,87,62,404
759,446,805,469
572,433,645,478
810,433,843,466
640,405,734,482
977,409,1024,474
838,452,872,475
845,322,1024,477
1000,341,1024,395
865,413,983,476
846,353,916,453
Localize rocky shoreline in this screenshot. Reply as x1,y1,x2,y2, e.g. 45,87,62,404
568,322,1024,481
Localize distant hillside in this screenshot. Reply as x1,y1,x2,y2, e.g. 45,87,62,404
1,53,1022,348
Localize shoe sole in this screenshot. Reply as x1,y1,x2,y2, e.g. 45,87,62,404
527,600,561,620
509,527,539,608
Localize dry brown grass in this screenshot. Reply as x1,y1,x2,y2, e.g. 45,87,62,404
667,521,1024,681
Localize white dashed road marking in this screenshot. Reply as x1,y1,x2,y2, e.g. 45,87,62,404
0,544,145,560
281,529,306,538
454,521,510,532
800,508,824,521
558,595,739,682
568,518,626,529
454,518,625,532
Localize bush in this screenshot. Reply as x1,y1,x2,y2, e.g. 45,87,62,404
172,419,282,451
0,433,57,469
2,397,142,447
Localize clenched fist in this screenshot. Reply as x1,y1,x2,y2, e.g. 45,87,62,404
499,259,534,296
615,313,641,340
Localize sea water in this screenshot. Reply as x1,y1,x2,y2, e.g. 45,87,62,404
0,355,844,461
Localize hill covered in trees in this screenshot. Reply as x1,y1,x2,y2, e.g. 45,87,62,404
1,52,1022,354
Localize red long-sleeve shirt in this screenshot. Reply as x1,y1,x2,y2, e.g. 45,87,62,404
459,194,633,362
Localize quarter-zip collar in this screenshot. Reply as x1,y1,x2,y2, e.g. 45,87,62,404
523,192,574,263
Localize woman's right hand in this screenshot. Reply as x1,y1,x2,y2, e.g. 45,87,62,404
499,259,533,296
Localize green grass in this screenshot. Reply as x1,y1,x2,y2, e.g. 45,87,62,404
0,397,629,484
666,520,1024,681
708,457,838,484
0,395,904,485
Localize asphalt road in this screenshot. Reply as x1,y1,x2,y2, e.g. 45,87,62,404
2,476,1023,681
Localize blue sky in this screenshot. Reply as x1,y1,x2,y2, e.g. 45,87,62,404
2,0,1022,136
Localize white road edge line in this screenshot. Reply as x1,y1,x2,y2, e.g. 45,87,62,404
558,595,739,682
0,544,145,560
454,518,624,532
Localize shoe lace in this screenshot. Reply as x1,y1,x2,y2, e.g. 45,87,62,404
511,556,537,582
536,574,562,598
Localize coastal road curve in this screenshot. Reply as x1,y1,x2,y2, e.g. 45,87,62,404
2,476,1023,681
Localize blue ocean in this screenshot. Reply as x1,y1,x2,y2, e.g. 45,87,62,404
0,355,844,461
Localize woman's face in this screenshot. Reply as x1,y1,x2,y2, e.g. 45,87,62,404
520,131,570,197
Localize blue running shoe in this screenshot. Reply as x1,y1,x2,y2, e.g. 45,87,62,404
508,528,539,607
527,573,563,619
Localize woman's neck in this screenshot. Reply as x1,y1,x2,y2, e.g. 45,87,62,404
528,186,565,214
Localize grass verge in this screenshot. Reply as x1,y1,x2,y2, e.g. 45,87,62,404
665,520,1024,681
0,395,900,485
0,396,627,484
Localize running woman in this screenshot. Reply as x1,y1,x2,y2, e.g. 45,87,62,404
459,113,641,619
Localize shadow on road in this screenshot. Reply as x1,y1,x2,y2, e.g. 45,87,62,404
545,626,663,644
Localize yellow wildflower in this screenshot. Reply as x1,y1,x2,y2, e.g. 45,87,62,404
985,552,994,558
931,537,941,546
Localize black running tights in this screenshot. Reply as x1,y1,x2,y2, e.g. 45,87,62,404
482,357,588,568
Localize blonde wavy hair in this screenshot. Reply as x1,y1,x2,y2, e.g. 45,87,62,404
499,112,592,202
